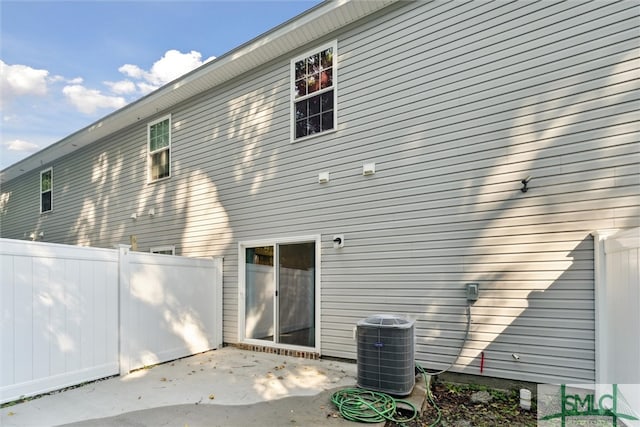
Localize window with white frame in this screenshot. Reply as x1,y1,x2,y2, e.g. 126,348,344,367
292,41,336,140
148,115,171,181
150,245,175,255
40,168,52,213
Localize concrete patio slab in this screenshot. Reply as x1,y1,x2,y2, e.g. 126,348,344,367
1,347,366,427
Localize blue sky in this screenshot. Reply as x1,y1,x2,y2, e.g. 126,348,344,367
0,0,321,169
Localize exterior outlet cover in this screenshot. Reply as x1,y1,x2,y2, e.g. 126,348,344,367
333,234,344,249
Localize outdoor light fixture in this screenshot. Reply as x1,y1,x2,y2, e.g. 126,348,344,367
130,213,137,220
521,176,532,193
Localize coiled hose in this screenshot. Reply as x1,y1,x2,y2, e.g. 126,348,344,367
330,387,418,424
330,363,441,425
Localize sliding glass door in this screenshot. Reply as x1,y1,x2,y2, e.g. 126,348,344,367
244,240,316,348
245,246,275,340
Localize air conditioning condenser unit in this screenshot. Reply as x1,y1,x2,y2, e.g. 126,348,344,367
356,314,415,396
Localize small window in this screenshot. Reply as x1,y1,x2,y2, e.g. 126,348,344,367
40,168,52,213
292,41,336,141
148,115,171,181
150,245,175,255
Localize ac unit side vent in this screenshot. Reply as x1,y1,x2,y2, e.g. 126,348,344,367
356,314,415,396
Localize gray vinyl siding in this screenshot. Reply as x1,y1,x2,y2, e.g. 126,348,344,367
1,0,638,384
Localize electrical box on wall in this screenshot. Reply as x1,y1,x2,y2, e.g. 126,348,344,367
466,283,479,301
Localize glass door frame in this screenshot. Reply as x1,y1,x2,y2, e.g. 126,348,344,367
238,234,321,354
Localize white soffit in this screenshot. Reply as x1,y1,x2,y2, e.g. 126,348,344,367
1,0,398,184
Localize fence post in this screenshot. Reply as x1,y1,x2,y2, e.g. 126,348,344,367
214,257,224,348
116,244,132,376
592,230,615,385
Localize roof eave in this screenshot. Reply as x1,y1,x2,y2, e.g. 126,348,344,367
1,0,398,184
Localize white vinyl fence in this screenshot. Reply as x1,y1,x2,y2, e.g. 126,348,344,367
594,227,640,424
0,239,222,404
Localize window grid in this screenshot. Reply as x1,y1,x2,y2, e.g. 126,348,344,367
150,245,175,255
40,168,52,213
148,116,171,181
292,42,336,140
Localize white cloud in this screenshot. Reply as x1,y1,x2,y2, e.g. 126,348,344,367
3,113,18,123
119,63,145,80
147,49,205,85
62,85,127,114
104,79,137,95
1,50,214,118
119,49,216,93
0,60,49,98
3,139,39,153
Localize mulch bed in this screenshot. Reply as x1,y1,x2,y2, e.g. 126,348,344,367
386,381,537,427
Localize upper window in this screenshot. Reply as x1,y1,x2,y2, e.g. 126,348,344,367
150,245,175,255
148,115,171,181
40,168,52,213
292,41,336,141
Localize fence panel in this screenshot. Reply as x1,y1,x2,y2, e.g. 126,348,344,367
594,227,640,424
118,246,223,374
1,240,223,404
0,239,119,404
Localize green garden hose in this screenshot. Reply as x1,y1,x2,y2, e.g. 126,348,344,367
330,388,418,424
417,363,442,427
330,363,443,426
